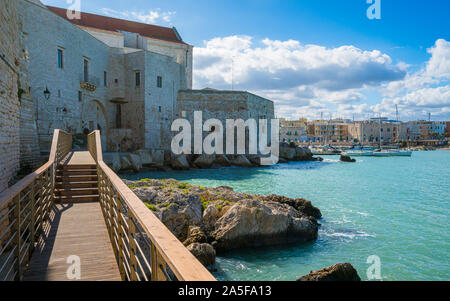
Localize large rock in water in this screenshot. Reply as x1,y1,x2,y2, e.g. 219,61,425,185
280,146,296,160
211,200,318,251
120,155,132,171
104,152,121,172
294,147,313,161
214,154,231,166
158,196,203,242
151,150,165,166
134,149,153,166
298,263,361,281
171,155,190,170
194,154,216,169
187,243,216,267
262,194,322,219
230,155,253,167
340,155,356,163
127,153,142,172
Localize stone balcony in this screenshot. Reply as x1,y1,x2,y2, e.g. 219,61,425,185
79,74,100,92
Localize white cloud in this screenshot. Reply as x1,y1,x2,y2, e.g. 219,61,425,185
99,8,176,24
194,36,450,120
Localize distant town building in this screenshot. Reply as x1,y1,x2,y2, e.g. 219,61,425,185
279,118,308,143
348,118,400,144
307,120,349,143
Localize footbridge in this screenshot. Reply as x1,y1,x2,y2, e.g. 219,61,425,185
0,130,216,281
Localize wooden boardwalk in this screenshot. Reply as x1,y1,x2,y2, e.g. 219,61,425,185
60,151,96,166
23,203,121,281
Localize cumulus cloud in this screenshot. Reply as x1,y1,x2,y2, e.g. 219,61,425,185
99,8,176,24
194,36,450,120
194,36,405,93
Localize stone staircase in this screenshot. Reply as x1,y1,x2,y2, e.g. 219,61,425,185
55,164,99,203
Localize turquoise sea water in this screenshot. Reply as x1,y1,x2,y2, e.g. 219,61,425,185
124,151,450,281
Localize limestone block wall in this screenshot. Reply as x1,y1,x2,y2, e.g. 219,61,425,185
0,0,21,191
176,90,275,154
19,0,116,152
144,39,193,89
144,52,183,150
20,98,40,170
81,27,125,48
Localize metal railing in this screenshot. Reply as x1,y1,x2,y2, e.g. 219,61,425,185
0,129,72,281
87,130,216,281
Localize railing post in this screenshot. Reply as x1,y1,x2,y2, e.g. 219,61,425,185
117,195,126,281
38,174,44,236
30,180,36,249
13,194,21,281
128,213,138,281
151,245,158,281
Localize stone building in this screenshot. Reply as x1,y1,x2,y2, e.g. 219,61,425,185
0,0,21,192
347,118,400,144
279,118,308,143
307,120,349,143
1,1,277,179
176,89,275,154
0,0,39,191
18,1,193,154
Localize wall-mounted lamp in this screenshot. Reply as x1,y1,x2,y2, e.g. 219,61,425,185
43,86,51,100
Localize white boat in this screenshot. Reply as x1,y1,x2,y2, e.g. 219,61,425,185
387,150,412,157
372,150,412,157
342,151,374,156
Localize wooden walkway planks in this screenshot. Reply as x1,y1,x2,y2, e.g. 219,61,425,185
61,151,96,166
23,203,121,281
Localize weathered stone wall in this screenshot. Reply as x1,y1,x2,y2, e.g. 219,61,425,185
144,39,193,89
20,98,41,170
19,0,117,152
0,0,21,191
176,90,275,154
145,52,184,150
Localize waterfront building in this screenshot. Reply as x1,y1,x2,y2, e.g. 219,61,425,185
307,120,349,143
20,1,192,153
279,118,308,143
176,89,275,153
0,0,275,190
348,118,400,144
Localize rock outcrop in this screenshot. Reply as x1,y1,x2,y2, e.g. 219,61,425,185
340,155,356,163
230,155,253,167
214,155,231,166
211,200,318,252
298,263,361,281
194,154,216,169
171,155,190,170
124,179,322,255
187,243,216,267
262,194,322,219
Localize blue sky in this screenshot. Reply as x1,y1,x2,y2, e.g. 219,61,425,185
41,0,450,121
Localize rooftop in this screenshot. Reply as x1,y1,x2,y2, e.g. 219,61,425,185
46,6,187,45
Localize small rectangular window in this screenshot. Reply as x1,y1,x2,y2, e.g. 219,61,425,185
158,106,162,112
57,48,64,69
135,72,141,87
157,76,162,88
83,58,89,82
78,91,82,102
181,111,188,118
104,71,107,87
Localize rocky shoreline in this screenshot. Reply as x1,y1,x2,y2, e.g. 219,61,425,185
106,143,323,174
123,178,322,269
